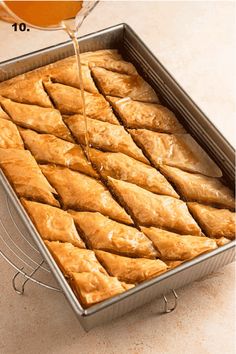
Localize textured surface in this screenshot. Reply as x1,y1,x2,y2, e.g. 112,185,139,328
0,1,235,354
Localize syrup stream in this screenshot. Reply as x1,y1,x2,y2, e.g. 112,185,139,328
63,24,91,163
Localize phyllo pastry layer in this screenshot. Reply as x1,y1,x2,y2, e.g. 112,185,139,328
0,149,59,207
107,96,185,133
108,178,201,236
39,57,98,93
91,65,159,103
0,77,52,107
44,241,106,276
40,165,132,225
160,165,235,210
0,104,10,120
95,250,168,284
70,271,134,308
1,97,73,142
44,80,118,124
130,130,222,177
21,199,85,248
141,227,217,261
69,211,157,259
0,118,24,149
188,203,235,239
89,149,178,198
65,114,149,164
20,129,98,178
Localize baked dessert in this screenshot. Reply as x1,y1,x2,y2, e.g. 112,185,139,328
95,250,168,284
89,149,179,198
44,79,119,124
160,165,235,210
69,211,157,258
40,164,132,225
108,177,201,236
129,130,222,177
107,96,185,133
20,128,98,178
64,114,149,164
188,203,235,239
0,49,234,308
0,118,24,149
21,199,85,248
0,97,73,142
0,148,59,207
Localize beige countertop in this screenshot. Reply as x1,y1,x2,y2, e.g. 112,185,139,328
0,2,235,354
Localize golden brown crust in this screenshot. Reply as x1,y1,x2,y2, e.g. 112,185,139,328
160,165,235,210
188,202,235,239
0,77,52,107
40,165,132,225
0,149,59,207
39,57,98,93
130,130,222,177
89,149,179,198
108,177,201,236
20,129,98,178
1,97,73,142
0,118,24,149
21,199,85,248
69,211,157,259
70,271,134,308
0,104,10,120
91,66,159,103
80,49,122,65
141,227,217,261
89,60,138,75
107,96,185,133
65,114,149,164
44,241,106,275
95,250,168,284
43,80,119,124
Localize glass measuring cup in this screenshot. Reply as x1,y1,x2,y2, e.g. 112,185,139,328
0,1,99,32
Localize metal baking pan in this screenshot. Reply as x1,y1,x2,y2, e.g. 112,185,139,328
0,23,235,331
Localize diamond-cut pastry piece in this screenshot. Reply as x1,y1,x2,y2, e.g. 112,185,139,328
0,118,24,149
89,60,138,75
141,227,217,261
188,203,235,239
70,271,134,308
44,241,106,276
95,250,168,284
160,165,235,210
20,129,98,178
80,49,122,66
130,130,222,177
69,211,157,259
43,80,119,124
108,178,201,236
0,77,52,107
89,149,178,198
39,57,98,93
0,149,59,207
40,165,132,225
65,115,149,164
91,66,159,103
21,199,85,248
0,104,10,120
1,97,73,142
107,96,185,133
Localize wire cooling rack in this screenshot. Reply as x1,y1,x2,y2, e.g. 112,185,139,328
0,183,61,295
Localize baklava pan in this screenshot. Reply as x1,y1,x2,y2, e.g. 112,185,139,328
0,24,235,331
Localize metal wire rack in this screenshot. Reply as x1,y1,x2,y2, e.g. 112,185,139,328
0,183,61,295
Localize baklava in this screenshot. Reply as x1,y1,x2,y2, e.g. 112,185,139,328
0,49,234,308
